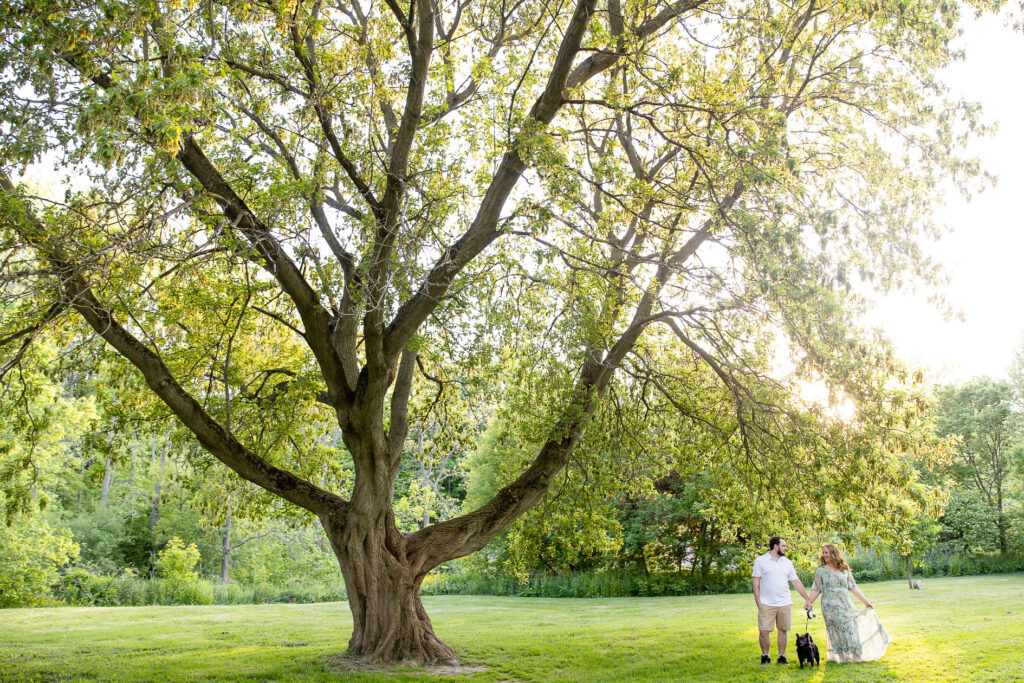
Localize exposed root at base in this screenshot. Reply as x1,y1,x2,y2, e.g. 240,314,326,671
324,652,487,677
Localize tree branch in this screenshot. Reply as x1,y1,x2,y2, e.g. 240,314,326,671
361,0,436,378
384,0,605,360
175,134,353,407
405,156,745,572
287,21,382,217
388,347,418,467
565,0,708,90
1,171,347,517
58,51,355,409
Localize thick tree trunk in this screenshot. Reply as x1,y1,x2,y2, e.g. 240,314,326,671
319,508,457,665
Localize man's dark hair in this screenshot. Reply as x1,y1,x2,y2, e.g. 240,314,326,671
768,536,783,551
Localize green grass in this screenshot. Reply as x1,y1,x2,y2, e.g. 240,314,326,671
2,574,1022,681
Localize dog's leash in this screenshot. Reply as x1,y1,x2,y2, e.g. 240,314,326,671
804,607,815,632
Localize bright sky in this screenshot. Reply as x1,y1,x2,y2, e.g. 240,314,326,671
869,13,1024,385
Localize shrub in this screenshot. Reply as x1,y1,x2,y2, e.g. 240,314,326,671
149,577,213,605
54,567,113,606
53,569,347,607
155,538,201,581
422,567,751,598
146,537,211,604
0,519,78,607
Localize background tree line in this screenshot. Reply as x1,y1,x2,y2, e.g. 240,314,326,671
3,331,1021,608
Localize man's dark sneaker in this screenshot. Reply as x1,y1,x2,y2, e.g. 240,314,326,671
760,655,771,665
777,655,788,665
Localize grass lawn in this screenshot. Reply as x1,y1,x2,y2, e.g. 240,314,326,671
2,574,1022,681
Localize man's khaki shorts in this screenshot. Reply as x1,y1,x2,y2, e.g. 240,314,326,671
757,604,792,632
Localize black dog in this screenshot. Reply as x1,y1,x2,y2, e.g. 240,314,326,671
795,632,820,668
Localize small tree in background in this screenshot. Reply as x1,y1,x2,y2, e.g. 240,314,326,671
936,379,1019,553
155,537,202,582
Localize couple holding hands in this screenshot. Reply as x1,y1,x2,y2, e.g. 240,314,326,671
752,536,891,665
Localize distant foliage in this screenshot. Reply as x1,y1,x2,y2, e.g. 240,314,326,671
227,530,339,587
848,548,1024,582
0,343,98,523
939,489,1002,553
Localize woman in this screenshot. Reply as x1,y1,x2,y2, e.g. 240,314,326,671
804,544,890,663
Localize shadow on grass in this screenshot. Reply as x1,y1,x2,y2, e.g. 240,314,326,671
323,652,488,679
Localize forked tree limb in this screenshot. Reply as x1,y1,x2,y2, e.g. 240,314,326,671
382,0,599,359
174,134,354,408
403,285,659,573
387,348,419,472
384,0,707,361
362,0,437,380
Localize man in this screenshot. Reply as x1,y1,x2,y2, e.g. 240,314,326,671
752,536,811,665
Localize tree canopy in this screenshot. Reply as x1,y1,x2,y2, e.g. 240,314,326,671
0,0,996,664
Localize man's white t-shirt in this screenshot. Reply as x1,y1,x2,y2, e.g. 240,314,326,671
752,552,798,606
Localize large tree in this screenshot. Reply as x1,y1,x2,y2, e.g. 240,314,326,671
0,0,988,664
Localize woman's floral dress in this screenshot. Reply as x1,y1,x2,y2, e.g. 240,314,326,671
812,566,891,663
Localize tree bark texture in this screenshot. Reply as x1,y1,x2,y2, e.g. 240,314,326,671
320,504,457,665
997,479,1006,554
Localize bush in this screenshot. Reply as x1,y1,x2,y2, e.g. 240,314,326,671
209,580,345,605
137,537,211,604
847,550,901,582
51,567,346,607
422,567,751,598
845,547,1024,583
149,577,213,605
56,568,160,606
426,548,1024,598
155,538,201,581
0,519,78,607
45,547,1024,607
54,567,114,605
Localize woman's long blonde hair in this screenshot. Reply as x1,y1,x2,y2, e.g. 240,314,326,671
820,543,850,571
